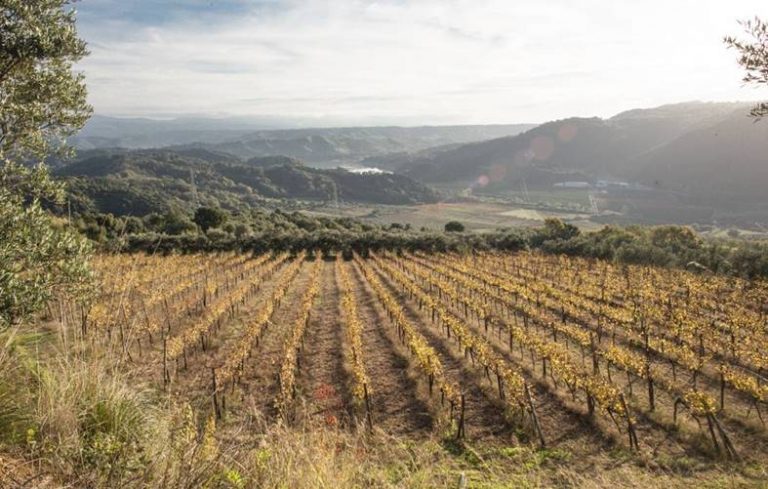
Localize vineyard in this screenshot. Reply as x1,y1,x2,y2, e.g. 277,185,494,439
65,250,768,467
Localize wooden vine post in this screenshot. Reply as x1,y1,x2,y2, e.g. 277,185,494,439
456,394,466,440
363,383,374,431
211,368,222,420
525,382,546,448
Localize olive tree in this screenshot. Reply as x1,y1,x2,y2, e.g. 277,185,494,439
444,221,465,233
725,17,768,119
193,206,228,232
0,0,93,327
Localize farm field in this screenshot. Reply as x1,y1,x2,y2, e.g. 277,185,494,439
42,250,768,487
304,201,601,232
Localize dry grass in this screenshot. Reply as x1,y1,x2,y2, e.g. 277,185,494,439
206,424,767,489
0,325,766,489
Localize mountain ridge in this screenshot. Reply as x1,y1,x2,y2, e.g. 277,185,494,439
73,117,536,166
389,102,762,200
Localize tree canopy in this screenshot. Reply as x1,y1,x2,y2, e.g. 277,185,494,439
725,17,768,118
444,221,465,233
0,0,93,327
194,206,228,232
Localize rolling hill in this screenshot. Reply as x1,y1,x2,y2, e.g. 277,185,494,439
391,102,751,185
626,108,768,204
377,102,768,220
56,149,440,217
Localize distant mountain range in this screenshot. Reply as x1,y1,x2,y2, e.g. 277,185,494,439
375,102,768,213
56,148,440,217
73,116,535,167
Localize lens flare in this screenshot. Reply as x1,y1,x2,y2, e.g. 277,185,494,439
489,164,507,182
558,123,578,142
530,135,554,161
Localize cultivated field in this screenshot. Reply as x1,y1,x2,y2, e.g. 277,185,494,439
306,201,600,232
55,250,768,486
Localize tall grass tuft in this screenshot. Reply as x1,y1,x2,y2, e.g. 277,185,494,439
0,327,154,486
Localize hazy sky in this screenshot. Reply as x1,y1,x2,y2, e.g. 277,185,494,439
77,0,768,125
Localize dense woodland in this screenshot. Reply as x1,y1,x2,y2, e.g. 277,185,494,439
54,148,441,214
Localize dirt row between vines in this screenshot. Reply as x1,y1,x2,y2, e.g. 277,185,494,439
182,258,441,436
366,258,620,452
166,258,301,415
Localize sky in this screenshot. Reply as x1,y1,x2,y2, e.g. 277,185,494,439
76,0,768,126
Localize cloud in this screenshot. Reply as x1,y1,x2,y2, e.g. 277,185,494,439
75,0,768,124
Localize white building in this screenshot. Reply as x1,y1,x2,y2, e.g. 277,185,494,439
554,181,591,189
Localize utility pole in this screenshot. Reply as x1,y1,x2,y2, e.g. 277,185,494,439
520,178,530,203
190,169,199,207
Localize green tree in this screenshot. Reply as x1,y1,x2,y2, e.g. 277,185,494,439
0,0,93,328
193,206,228,232
1,163,92,327
163,210,196,235
444,221,465,233
530,217,580,247
543,218,580,240
233,223,250,238
649,226,701,254
725,17,768,118
1,0,91,160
